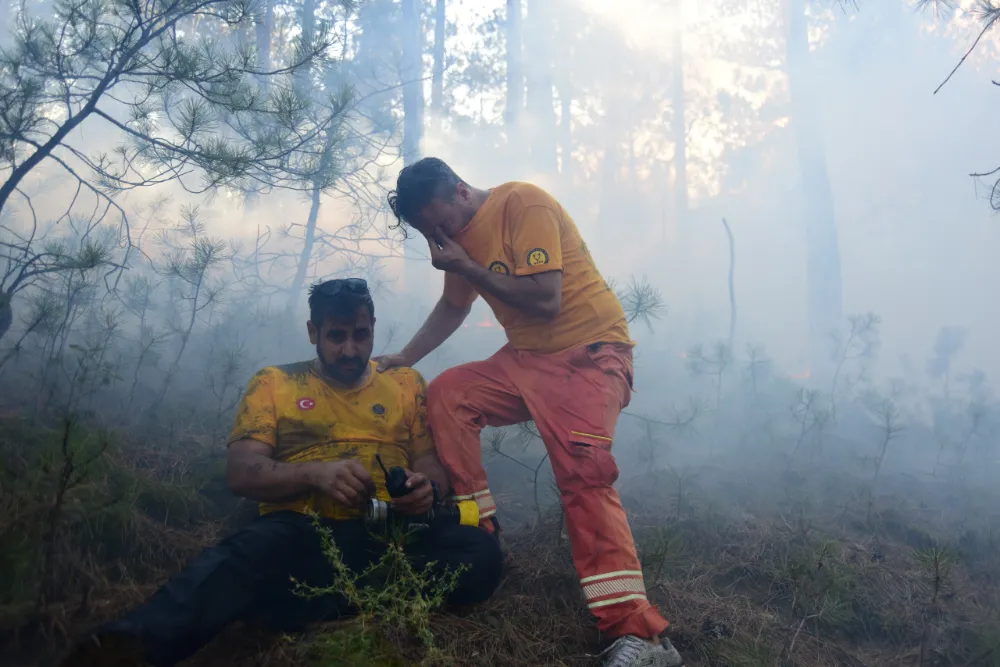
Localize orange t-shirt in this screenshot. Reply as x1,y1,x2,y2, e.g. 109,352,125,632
446,182,632,353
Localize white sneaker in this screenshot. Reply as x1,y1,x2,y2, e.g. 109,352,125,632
599,635,684,667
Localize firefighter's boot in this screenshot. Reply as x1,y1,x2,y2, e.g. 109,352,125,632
599,635,684,667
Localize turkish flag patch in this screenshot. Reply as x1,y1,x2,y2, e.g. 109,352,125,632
297,398,316,410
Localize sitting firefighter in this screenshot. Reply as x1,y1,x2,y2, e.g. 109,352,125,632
61,278,503,667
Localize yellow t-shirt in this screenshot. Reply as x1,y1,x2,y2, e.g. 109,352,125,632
227,359,434,520
446,182,632,353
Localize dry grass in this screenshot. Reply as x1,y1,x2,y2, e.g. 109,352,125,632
4,421,1000,667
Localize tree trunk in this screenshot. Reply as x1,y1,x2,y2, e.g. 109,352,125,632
525,0,556,173
786,0,844,375
0,291,12,341
669,0,688,239
287,186,322,316
400,0,429,284
296,0,317,93
401,0,425,166
505,0,523,132
255,0,274,82
596,126,621,240
245,0,274,210
431,0,446,115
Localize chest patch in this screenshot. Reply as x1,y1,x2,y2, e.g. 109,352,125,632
297,398,316,410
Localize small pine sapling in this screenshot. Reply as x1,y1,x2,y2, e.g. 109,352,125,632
686,342,733,409
62,307,124,413
863,393,905,523
828,312,881,420
0,291,59,377
744,343,772,399
484,425,552,525
624,399,703,469
787,388,830,470
779,539,854,660
206,333,249,441
154,207,229,403
637,525,685,585
926,326,967,402
294,516,467,657
37,418,111,615
664,465,700,521
915,545,957,667
613,275,666,332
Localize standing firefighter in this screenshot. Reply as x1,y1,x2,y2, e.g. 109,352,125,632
379,158,683,667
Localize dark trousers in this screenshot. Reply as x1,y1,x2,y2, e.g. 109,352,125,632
102,511,503,666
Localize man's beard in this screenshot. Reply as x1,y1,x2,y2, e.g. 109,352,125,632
317,347,368,385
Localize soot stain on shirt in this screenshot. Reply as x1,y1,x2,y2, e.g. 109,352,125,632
275,360,313,382
337,446,360,460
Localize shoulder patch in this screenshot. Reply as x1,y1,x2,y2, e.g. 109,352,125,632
488,260,510,275
526,248,550,267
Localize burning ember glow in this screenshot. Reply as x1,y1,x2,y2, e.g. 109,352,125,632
463,316,497,329
790,367,812,380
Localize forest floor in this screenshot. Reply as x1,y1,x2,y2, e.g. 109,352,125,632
3,413,1000,667
3,460,1000,667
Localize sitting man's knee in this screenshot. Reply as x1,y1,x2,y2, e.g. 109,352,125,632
447,525,504,605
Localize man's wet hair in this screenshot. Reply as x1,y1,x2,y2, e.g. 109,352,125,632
308,279,375,327
386,157,466,235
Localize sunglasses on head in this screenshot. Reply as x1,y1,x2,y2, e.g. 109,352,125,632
314,278,369,297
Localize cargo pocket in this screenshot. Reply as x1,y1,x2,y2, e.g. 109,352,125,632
583,342,634,407
567,430,620,487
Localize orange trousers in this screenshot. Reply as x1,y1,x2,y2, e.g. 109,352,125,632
426,341,670,640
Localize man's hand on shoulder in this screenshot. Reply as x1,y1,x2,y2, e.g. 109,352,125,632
305,460,376,509
374,352,411,373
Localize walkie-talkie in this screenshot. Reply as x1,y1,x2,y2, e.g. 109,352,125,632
376,453,411,498
366,454,480,531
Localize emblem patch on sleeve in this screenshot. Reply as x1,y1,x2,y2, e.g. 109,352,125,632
526,248,550,267
488,260,510,275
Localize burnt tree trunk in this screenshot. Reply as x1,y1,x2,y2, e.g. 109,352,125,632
400,0,425,166
400,0,429,281
525,0,556,173
431,0,446,115
786,0,844,375
296,0,317,93
0,291,12,341
669,0,688,239
255,0,273,83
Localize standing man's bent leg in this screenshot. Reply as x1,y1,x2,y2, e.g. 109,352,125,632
516,343,671,641
426,346,531,532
